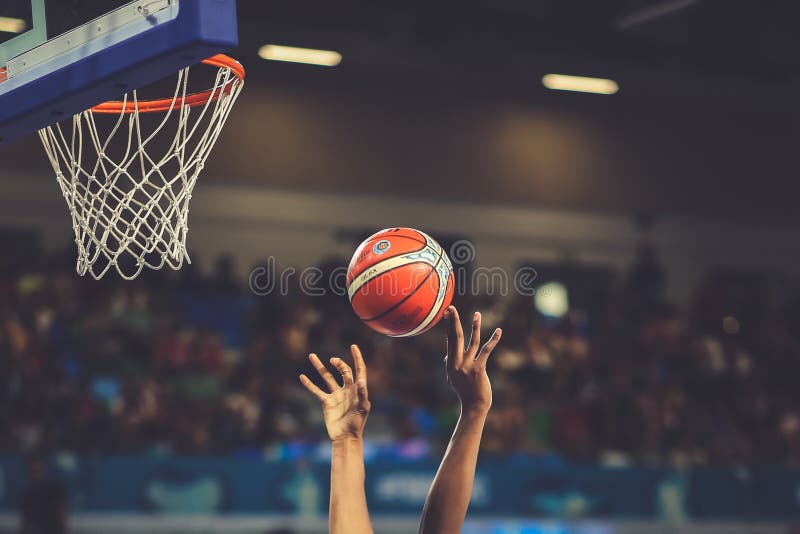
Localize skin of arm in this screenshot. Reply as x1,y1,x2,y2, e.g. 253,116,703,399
419,306,502,534
299,345,373,534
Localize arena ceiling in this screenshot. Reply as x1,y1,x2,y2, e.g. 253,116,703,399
2,0,799,220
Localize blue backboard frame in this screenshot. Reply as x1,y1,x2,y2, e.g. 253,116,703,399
0,0,238,146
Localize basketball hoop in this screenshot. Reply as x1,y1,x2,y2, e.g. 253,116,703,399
38,54,245,280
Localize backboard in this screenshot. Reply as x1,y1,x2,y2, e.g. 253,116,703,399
0,0,239,146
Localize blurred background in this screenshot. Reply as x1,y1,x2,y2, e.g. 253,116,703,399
2,0,800,532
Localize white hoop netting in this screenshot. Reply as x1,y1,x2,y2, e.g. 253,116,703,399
38,57,244,280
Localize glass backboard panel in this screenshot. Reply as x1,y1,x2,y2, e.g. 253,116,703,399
0,0,45,64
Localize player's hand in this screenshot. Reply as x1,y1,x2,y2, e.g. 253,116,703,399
300,345,371,442
444,306,502,414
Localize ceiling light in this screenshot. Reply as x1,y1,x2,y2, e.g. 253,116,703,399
258,44,341,67
542,74,619,95
0,17,27,34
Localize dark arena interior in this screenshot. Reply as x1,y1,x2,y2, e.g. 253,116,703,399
1,1,800,533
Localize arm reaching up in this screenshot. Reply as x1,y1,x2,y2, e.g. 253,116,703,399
299,345,373,534
419,306,502,534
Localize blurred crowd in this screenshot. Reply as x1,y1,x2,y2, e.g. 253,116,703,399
2,245,800,467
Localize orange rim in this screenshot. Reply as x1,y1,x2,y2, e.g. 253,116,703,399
0,67,7,83
91,54,244,114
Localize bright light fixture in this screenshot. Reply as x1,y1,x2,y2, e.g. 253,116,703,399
542,74,619,95
258,44,342,67
0,16,27,34
534,282,569,318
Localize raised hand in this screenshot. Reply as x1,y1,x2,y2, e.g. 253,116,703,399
300,345,371,442
301,345,374,534
444,306,502,413
419,305,503,534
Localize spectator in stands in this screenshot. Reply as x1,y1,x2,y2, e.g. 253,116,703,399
18,454,68,534
1,247,800,468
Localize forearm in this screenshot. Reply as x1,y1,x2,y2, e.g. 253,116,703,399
419,405,489,534
330,437,373,534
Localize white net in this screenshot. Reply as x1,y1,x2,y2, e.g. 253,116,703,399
38,57,244,280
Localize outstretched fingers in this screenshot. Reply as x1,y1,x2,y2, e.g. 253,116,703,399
299,374,327,401
350,344,369,400
466,311,481,358
475,328,503,366
351,345,367,383
330,357,355,386
308,353,340,391
445,306,465,369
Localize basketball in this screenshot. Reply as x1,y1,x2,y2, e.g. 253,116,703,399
347,228,455,337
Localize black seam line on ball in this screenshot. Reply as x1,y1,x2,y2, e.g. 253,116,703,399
361,246,445,323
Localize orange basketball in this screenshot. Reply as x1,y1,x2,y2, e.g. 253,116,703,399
347,228,455,337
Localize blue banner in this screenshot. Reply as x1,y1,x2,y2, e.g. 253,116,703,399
1,456,800,520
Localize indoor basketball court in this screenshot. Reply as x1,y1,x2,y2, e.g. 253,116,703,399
1,1,800,533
